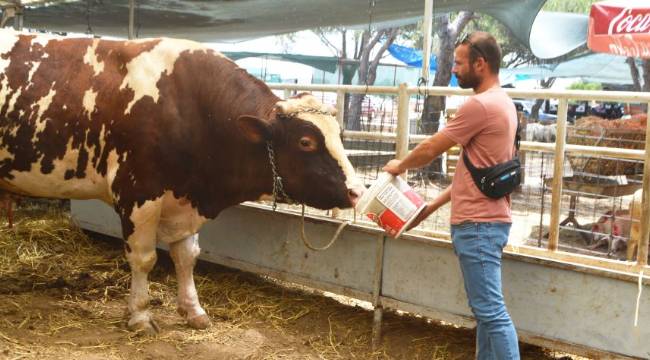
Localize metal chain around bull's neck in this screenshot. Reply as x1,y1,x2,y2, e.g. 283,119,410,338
266,141,294,210
266,107,334,210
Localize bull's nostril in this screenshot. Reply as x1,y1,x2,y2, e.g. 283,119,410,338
348,189,359,199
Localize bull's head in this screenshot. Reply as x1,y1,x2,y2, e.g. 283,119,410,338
236,93,364,210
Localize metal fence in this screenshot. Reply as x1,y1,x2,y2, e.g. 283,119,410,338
268,83,650,274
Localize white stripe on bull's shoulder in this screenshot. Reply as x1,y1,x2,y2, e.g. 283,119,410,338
27,61,41,85
31,86,56,142
120,38,207,115
83,39,104,77
6,87,21,115
276,95,363,190
0,30,19,75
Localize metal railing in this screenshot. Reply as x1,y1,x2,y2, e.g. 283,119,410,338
268,83,650,274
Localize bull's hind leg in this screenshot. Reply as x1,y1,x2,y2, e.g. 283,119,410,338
169,233,211,329
122,200,163,334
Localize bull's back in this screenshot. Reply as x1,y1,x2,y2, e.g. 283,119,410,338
0,31,211,202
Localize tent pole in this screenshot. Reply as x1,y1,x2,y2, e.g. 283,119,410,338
128,0,135,40
421,0,434,83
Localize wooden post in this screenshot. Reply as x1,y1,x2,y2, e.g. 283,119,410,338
637,103,650,266
371,235,386,350
518,111,527,185
420,0,434,84
548,99,569,251
396,83,410,171
336,89,345,129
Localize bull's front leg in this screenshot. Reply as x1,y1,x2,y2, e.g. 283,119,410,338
169,234,211,329
122,200,163,334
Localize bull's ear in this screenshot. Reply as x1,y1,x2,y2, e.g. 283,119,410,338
236,115,272,143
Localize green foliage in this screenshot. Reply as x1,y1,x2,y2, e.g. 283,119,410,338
567,81,602,90
543,0,600,14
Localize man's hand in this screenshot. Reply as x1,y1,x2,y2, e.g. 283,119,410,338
383,159,404,176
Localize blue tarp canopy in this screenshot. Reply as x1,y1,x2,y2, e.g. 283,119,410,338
388,44,458,86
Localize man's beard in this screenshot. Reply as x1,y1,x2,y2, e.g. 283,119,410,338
457,70,480,90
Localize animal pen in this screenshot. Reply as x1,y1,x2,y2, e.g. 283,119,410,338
73,84,650,359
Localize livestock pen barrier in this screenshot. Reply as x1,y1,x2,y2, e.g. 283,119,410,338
72,84,650,359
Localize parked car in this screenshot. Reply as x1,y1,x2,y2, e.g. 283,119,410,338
590,102,624,119
513,99,558,124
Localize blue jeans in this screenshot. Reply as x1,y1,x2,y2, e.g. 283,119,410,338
451,222,520,360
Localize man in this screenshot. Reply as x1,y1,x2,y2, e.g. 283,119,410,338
383,31,520,359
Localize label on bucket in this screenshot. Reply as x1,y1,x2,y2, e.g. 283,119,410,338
369,181,425,237
357,172,426,238
376,184,417,221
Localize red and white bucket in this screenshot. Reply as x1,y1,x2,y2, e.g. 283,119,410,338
356,172,426,238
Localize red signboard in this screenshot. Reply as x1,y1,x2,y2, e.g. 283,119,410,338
588,1,650,58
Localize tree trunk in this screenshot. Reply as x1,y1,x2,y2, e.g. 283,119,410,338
346,28,399,130
530,78,555,120
642,59,650,92
627,57,642,92
420,11,473,135
418,12,472,182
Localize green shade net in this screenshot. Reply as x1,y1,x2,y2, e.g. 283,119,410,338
9,0,585,59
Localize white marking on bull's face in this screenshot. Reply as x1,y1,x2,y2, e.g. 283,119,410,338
82,89,98,115
83,39,104,77
120,38,207,114
276,95,364,191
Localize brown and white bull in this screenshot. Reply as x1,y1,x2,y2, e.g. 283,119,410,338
0,30,364,333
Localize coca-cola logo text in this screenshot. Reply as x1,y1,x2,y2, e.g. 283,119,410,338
608,8,650,35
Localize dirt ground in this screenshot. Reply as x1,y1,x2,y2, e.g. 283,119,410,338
0,203,586,360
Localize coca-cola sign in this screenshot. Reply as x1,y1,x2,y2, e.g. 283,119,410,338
607,8,650,35
588,1,650,58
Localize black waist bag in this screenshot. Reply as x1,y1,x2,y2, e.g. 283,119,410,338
462,121,521,199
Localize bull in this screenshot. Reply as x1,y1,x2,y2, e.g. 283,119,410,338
0,30,364,333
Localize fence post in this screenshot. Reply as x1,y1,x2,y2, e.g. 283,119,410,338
637,103,650,266
371,234,386,350
396,83,410,169
548,98,569,251
336,90,345,129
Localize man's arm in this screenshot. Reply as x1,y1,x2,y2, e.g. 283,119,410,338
383,131,457,175
406,185,452,230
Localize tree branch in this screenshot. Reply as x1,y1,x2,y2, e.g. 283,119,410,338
313,29,341,57
450,11,475,38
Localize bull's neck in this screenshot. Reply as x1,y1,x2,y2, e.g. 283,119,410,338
197,58,281,212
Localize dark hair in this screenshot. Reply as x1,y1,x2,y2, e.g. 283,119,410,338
456,31,502,74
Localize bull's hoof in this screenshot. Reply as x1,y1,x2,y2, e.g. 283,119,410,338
128,317,160,335
187,314,211,329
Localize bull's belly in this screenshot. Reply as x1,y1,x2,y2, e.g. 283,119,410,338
0,148,114,203
0,171,109,201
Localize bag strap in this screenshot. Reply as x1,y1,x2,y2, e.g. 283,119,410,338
462,118,520,177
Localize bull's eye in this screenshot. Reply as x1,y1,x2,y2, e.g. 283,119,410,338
299,136,317,152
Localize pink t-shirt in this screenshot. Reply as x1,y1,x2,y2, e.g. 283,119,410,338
441,86,518,225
